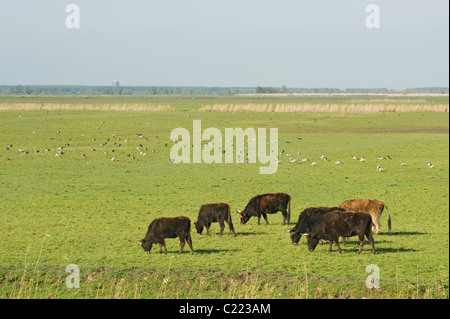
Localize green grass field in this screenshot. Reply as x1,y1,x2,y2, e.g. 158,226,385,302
0,95,448,299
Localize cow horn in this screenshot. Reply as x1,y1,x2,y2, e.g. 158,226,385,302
284,229,291,232
300,233,309,236
235,209,241,213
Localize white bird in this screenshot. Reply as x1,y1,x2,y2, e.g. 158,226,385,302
427,162,435,168
301,158,309,162
111,157,115,161
360,157,366,162
289,157,297,163
400,162,406,166
310,162,317,166
334,161,342,165
376,165,384,172
351,156,358,160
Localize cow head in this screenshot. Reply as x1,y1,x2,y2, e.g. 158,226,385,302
306,235,320,252
236,209,251,225
140,239,153,254
193,221,204,234
289,230,302,245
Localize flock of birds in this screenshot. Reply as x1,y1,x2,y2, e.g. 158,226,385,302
3,128,162,163
3,128,438,171
273,148,437,172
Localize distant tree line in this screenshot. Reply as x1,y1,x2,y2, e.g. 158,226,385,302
0,85,448,96
256,86,281,93
0,85,256,96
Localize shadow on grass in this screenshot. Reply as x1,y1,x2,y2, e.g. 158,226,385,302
381,231,427,236
374,247,419,253
235,231,266,237
313,246,419,254
193,248,239,254
196,231,265,237
150,248,238,255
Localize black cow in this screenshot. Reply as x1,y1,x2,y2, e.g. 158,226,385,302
304,212,376,254
289,206,346,244
236,193,291,225
194,203,236,237
140,216,193,255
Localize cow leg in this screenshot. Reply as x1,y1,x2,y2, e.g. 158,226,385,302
218,220,225,237
286,209,291,225
342,236,347,246
160,239,168,254
335,238,342,254
372,216,380,235
186,235,194,255
281,210,289,225
328,241,333,252
262,213,269,225
205,223,211,236
179,238,185,254
256,214,261,225
357,234,365,254
367,232,376,254
374,222,380,235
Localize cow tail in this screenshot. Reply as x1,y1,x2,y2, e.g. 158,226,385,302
288,196,291,225
383,202,392,232
186,219,192,238
227,205,235,233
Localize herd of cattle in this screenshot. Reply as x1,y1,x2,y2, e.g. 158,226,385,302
140,193,392,255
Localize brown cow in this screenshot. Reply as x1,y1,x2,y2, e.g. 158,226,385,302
194,203,236,237
304,211,376,254
339,199,391,234
236,192,291,225
140,216,193,255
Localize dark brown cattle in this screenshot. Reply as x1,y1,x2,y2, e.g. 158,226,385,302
289,206,346,244
304,211,376,254
194,203,236,237
236,192,291,225
339,198,391,234
140,216,193,255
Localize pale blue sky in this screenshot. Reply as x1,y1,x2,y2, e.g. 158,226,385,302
0,0,448,89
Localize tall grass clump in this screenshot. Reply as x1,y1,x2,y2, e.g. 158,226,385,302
0,103,175,111
200,103,449,113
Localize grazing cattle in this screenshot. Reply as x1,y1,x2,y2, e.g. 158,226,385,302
289,206,346,245
339,199,391,234
194,203,236,237
304,212,376,254
236,193,291,225
140,216,193,255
